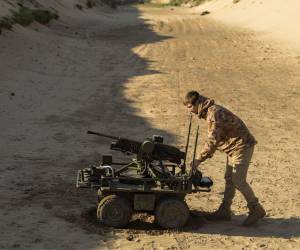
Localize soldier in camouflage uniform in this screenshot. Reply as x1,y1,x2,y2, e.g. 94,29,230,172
184,90,266,226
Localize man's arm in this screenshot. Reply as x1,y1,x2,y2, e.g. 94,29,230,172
197,109,222,162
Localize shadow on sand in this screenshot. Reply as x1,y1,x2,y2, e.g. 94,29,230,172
52,5,174,140
80,207,300,239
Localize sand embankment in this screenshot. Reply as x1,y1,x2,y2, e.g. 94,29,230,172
195,0,300,52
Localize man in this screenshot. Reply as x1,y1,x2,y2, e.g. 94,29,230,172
184,90,266,226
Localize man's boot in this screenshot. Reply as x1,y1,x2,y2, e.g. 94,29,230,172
205,202,232,221
243,203,266,226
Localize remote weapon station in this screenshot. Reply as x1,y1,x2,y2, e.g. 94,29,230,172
76,116,213,229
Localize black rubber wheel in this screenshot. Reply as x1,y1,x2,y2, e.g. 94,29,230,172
155,198,189,229
97,195,132,228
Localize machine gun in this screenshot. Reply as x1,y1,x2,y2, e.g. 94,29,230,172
87,130,185,165
86,130,187,181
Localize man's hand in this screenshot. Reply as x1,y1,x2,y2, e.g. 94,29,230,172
190,159,202,170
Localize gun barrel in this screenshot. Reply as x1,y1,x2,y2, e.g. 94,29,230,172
87,130,120,140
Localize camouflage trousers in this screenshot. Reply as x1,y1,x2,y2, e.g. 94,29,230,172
223,146,258,207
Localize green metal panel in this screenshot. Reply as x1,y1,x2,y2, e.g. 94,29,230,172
134,194,156,211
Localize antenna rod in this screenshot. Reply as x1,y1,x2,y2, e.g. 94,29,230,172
181,114,192,174
192,125,199,171
183,114,192,165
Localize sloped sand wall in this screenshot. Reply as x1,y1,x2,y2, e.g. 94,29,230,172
196,0,300,51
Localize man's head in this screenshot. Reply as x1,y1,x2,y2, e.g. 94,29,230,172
183,90,201,114
184,91,215,118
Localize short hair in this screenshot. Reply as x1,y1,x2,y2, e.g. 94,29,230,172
183,90,200,106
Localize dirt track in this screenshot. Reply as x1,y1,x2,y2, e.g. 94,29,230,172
0,4,299,250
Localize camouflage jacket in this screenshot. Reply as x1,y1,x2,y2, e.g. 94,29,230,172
197,98,256,162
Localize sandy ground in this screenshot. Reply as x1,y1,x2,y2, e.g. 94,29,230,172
197,0,300,52
0,1,300,250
